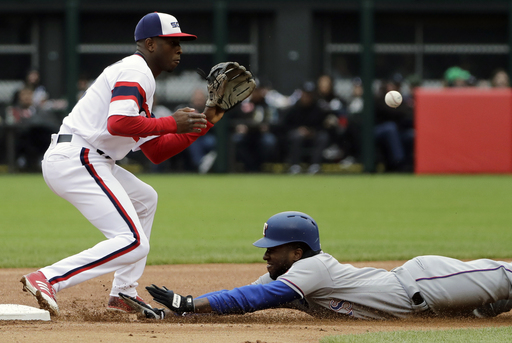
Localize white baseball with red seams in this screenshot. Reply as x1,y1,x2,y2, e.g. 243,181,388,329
385,90,402,108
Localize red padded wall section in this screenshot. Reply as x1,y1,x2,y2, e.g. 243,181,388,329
415,88,512,174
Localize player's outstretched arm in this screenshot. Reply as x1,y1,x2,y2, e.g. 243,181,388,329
146,281,300,316
193,298,214,313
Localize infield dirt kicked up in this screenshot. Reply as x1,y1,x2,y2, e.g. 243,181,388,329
2,261,511,343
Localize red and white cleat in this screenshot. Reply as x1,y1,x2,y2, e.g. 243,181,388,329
21,271,59,316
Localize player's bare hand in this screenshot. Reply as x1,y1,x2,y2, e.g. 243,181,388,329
172,107,208,133
204,106,225,124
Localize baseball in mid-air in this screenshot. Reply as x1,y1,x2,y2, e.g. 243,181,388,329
385,90,402,108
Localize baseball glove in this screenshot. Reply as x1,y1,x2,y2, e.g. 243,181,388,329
197,62,256,111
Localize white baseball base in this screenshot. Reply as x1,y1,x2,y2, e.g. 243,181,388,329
0,304,51,321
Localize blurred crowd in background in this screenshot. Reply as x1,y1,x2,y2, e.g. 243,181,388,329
0,65,510,174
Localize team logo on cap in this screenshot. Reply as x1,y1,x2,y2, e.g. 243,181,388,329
171,21,180,28
263,223,268,237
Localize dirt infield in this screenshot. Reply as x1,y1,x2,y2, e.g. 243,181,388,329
2,261,511,343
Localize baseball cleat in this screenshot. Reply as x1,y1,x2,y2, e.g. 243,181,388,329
107,295,147,313
20,271,59,316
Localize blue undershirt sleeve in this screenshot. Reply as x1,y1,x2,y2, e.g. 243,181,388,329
206,280,301,314
196,289,230,299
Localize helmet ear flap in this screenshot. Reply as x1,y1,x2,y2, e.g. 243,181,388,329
292,241,319,260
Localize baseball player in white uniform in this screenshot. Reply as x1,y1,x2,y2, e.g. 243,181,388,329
122,211,512,320
20,12,227,316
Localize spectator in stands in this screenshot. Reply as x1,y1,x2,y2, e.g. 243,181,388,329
315,74,348,163
374,74,414,172
12,69,67,115
317,74,345,115
330,77,363,168
264,83,301,110
7,88,35,124
76,73,91,101
490,68,510,88
230,78,279,172
6,87,60,171
444,66,474,88
12,69,49,109
281,81,331,175
340,77,364,167
400,74,421,170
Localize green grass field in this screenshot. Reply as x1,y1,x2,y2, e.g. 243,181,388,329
2,173,512,341
320,327,512,343
1,173,512,268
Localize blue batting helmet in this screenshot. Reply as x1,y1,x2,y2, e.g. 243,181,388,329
253,211,321,251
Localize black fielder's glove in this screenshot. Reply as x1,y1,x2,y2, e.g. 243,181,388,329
118,293,165,320
145,284,195,315
197,61,256,111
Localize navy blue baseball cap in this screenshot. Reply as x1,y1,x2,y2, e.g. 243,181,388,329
135,12,197,42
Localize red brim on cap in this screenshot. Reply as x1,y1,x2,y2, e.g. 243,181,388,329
159,33,197,41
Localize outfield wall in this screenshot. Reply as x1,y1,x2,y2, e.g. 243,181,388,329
415,88,512,174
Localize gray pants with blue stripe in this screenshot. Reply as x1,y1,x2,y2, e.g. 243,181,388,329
402,255,512,317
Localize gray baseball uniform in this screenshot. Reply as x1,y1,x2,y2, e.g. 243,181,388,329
253,253,512,319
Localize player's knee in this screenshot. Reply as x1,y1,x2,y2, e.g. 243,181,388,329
138,232,150,250
118,233,150,261
140,184,158,212
131,237,150,261
148,186,158,210
137,239,150,257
